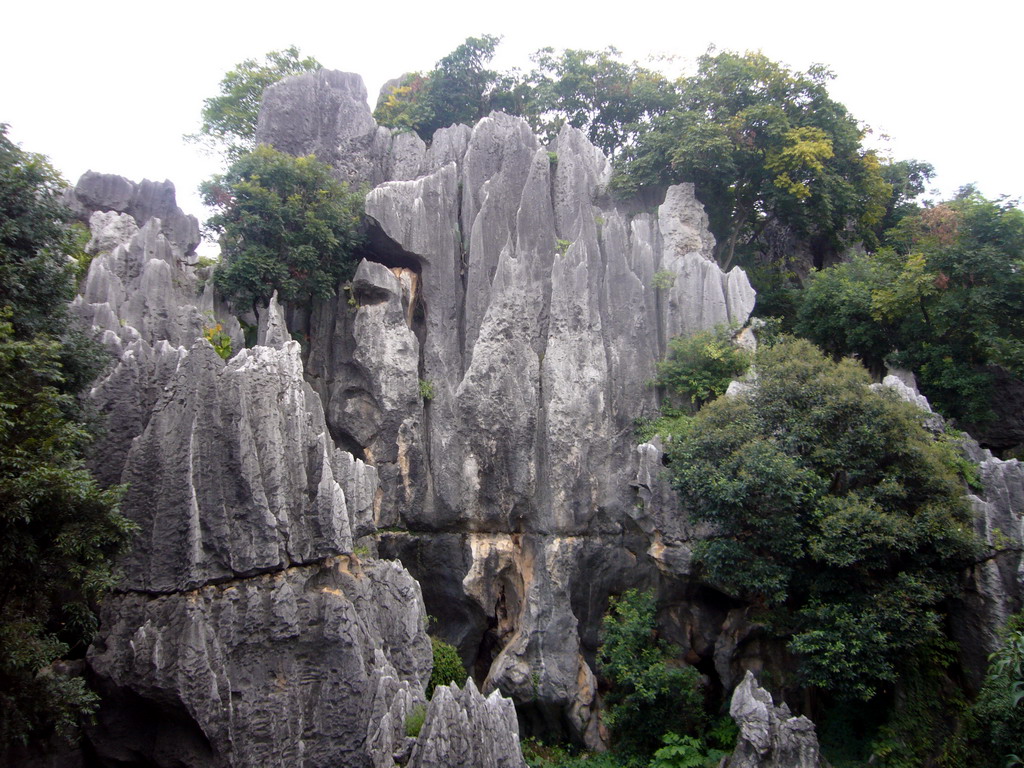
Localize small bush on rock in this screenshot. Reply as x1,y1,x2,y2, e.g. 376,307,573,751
427,637,465,699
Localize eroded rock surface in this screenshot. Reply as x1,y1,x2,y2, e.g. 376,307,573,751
407,679,527,768
70,176,523,767
257,71,757,745
725,671,821,768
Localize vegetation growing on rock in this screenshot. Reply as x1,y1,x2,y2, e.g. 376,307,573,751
202,145,365,311
668,338,979,700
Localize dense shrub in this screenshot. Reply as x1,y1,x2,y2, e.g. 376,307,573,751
667,338,979,700
427,636,466,699
599,590,707,758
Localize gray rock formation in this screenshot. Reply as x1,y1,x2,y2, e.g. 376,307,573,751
66,171,201,256
407,679,527,768
259,70,757,746
89,558,429,768
66,176,242,487
69,175,524,766
725,671,821,768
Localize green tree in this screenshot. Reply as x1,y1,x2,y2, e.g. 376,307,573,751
797,190,1024,423
201,145,365,312
667,338,978,700
374,35,525,141
599,589,707,759
955,614,1024,768
654,326,751,410
614,50,890,270
524,47,677,157
189,46,321,158
0,126,133,753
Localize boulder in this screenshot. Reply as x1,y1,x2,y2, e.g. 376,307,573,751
725,671,821,768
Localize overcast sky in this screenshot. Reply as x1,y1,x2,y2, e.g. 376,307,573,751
3,0,1021,239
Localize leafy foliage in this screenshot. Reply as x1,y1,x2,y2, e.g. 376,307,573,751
654,326,751,410
797,189,1024,423
649,733,728,768
202,320,232,360
404,703,427,737
614,50,890,270
188,46,321,158
866,638,966,768
667,338,979,700
524,47,676,157
599,590,707,758
0,127,133,752
419,379,436,401
374,35,524,141
427,636,465,699
952,614,1024,768
202,145,365,310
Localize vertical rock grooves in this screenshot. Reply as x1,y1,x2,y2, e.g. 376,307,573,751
68,177,532,767
258,72,756,747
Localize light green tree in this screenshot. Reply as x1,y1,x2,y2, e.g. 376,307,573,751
188,46,321,159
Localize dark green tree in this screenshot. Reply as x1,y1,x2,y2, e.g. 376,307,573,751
599,589,707,759
0,126,132,753
188,46,321,158
667,338,978,700
955,614,1024,768
374,35,524,141
202,145,365,311
614,49,891,270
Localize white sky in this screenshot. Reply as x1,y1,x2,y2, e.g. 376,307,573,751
3,0,1022,238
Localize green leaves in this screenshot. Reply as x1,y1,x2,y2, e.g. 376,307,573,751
666,338,979,700
599,590,706,759
0,129,132,750
798,190,1024,423
614,49,890,269
202,146,365,310
189,46,321,158
427,636,465,698
374,35,512,141
654,326,751,410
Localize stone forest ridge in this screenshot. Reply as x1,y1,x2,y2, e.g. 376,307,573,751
5,61,1024,768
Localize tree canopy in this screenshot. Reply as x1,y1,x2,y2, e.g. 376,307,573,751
523,47,676,157
202,145,366,311
373,35,521,141
667,338,978,700
796,189,1024,423
375,42,903,276
189,46,321,159
613,50,890,270
0,126,132,753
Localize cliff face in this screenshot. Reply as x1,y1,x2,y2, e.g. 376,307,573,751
256,71,755,745
68,177,524,767
62,69,1024,765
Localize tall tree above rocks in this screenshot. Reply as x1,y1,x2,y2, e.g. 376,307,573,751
614,49,891,271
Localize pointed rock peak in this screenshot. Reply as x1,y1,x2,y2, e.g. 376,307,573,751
257,292,290,348
659,183,717,260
